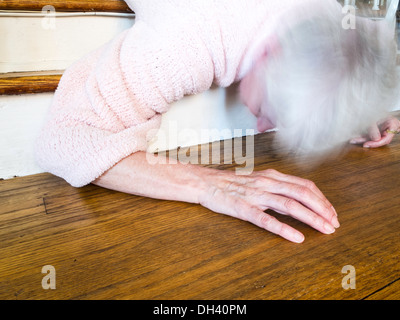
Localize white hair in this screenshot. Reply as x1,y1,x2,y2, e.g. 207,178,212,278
260,2,400,156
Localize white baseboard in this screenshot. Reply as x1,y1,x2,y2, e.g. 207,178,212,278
0,93,53,179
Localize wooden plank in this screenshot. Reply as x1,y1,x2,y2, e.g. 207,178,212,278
0,111,400,300
0,0,133,13
0,73,62,95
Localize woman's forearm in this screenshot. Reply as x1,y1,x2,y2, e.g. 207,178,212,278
92,151,212,204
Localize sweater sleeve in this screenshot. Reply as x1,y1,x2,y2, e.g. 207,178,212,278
35,15,215,188
34,30,158,188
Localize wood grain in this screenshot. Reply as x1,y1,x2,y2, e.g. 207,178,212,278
0,0,132,13
0,111,399,300
0,73,62,95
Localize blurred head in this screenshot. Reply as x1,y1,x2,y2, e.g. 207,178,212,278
242,0,400,156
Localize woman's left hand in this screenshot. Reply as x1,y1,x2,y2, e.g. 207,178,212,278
350,116,400,148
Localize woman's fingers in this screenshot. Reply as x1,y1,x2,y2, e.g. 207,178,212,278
350,124,381,145
350,117,400,148
203,169,340,243
252,170,338,227
270,182,338,227
268,171,334,209
368,123,382,142
349,136,368,145
363,132,394,148
261,194,337,234
246,206,305,243
363,117,399,148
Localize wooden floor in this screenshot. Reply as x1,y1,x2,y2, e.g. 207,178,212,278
1,112,400,300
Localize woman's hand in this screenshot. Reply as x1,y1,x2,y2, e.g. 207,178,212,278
350,116,400,148
199,168,339,243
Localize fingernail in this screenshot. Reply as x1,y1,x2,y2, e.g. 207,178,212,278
324,222,335,234
332,215,340,229
294,233,305,243
332,206,337,216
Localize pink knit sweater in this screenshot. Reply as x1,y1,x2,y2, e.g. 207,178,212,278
35,0,308,187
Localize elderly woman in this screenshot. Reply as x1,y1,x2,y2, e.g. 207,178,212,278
35,0,400,243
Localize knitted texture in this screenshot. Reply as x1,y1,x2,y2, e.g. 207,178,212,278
35,0,308,187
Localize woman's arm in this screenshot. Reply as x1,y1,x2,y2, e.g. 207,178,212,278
93,151,208,204
93,151,340,243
